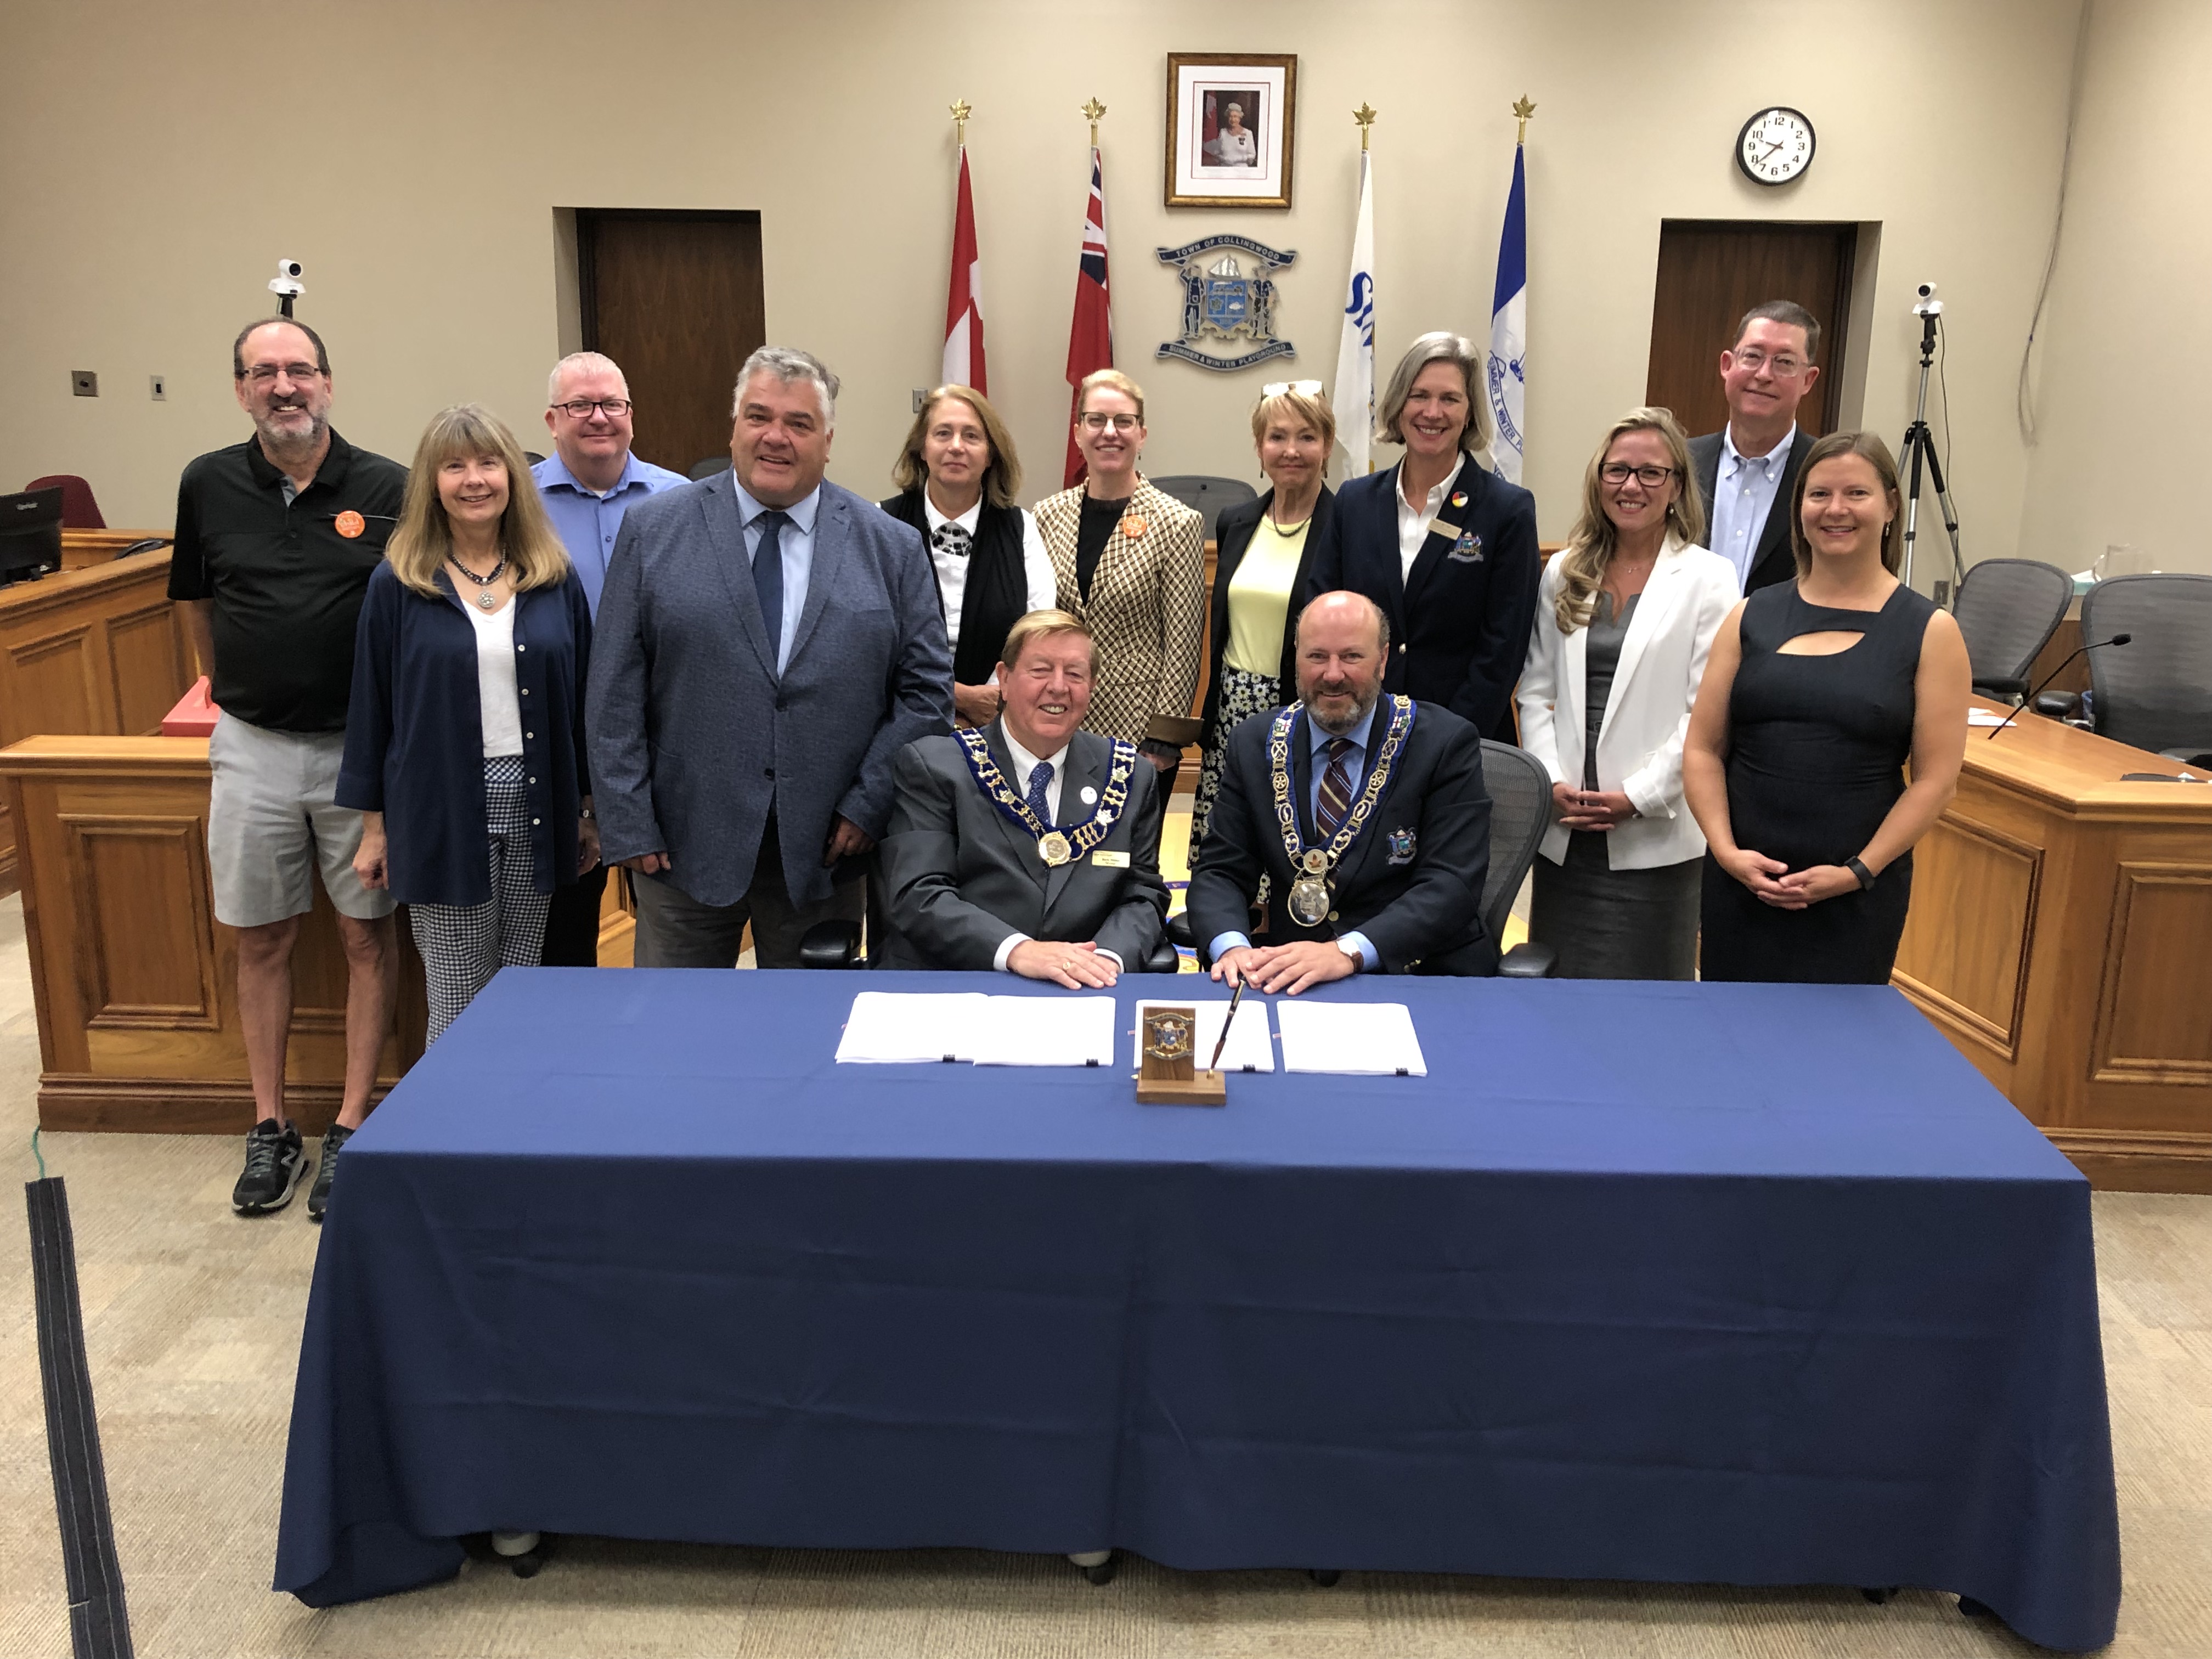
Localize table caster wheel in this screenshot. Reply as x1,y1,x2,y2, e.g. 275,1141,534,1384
1957,1595,1992,1619
1860,1587,1897,1604
492,1530,545,1579
1068,1550,1116,1585
1309,1570,1342,1588
510,1549,544,1579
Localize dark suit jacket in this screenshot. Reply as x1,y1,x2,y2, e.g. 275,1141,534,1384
1306,453,1539,743
1200,486,1336,750
1689,426,1816,595
1187,699,1494,974
586,472,952,909
878,722,1169,970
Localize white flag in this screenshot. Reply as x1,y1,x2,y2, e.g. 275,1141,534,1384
1331,150,1376,477
1486,143,1528,483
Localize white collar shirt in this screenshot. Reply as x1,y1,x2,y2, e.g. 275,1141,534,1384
990,725,1123,972
922,494,1060,659
1395,453,1468,584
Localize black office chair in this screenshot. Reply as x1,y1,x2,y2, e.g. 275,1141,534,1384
687,456,729,482
2033,573,2212,761
523,450,546,466
1164,739,1558,977
798,882,1181,973
1951,558,2072,703
1148,475,1259,543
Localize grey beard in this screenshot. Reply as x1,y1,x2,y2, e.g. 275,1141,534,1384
255,407,328,460
1306,686,1380,736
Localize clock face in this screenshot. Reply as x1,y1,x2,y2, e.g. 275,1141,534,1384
1737,106,1815,184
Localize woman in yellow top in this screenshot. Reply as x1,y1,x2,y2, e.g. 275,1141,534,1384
1189,383,1338,859
1031,370,1207,788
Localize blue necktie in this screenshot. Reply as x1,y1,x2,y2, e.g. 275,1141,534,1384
1025,761,1054,828
753,509,790,666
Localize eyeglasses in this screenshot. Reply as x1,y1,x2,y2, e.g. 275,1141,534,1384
1079,413,1139,433
1261,380,1324,398
239,362,324,385
1730,349,1805,376
554,398,634,419
1600,463,1679,487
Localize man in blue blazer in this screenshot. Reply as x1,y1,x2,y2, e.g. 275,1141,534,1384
587,347,952,967
1188,591,1493,992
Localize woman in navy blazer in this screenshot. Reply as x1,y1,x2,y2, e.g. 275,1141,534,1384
1190,383,1338,860
1307,332,1540,743
338,405,594,1055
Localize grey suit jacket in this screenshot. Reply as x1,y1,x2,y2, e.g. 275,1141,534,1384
878,722,1169,971
586,472,952,909
1689,426,1817,595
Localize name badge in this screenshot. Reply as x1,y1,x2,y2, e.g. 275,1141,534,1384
1091,849,1130,869
1424,516,1456,541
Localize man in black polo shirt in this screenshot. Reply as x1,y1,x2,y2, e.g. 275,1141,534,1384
169,317,408,1221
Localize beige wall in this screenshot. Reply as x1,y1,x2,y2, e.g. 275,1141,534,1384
2018,0,2211,575
1,0,2096,577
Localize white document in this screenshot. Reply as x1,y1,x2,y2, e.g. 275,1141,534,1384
970,996,1118,1068
1277,1001,1428,1076
835,992,988,1064
1967,709,2013,727
1133,998,1276,1073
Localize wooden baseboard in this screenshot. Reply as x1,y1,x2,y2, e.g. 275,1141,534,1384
38,1075,394,1136
2044,1127,2212,1194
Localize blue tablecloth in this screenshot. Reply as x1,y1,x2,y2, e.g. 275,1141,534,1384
275,971,2119,1650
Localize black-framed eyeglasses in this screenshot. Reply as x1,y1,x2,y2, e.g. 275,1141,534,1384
554,398,633,419
1600,463,1678,487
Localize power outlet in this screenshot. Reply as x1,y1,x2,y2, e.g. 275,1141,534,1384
150,374,167,401
71,370,98,397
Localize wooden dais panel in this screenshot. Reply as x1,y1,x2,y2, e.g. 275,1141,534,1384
61,814,219,1027
2093,864,2212,1084
1894,815,2042,1059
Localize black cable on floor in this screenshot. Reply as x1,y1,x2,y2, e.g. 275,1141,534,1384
27,1176,136,1659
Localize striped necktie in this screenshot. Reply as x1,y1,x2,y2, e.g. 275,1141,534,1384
1317,738,1354,839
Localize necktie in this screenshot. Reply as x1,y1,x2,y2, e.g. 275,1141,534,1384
753,509,790,663
932,521,973,559
1317,738,1355,839
1025,761,1054,828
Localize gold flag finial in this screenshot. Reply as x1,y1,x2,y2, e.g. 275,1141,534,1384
950,98,972,140
1511,95,1537,144
1082,97,1107,145
1353,103,1378,152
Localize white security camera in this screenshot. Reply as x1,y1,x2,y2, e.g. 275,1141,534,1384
1911,280,1942,318
269,259,305,298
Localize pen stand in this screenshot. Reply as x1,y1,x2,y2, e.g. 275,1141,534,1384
1137,1005,1226,1106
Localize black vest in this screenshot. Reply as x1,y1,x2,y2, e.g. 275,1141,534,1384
879,490,1030,685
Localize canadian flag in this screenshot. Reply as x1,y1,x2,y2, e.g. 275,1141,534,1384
1063,145,1113,488
942,146,987,393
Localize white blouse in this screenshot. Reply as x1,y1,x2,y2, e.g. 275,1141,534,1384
464,597,523,757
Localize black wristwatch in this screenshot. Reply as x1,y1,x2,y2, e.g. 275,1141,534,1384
1846,856,1876,891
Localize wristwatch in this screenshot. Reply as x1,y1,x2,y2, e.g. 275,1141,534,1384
578,806,596,821
1846,855,1875,891
1336,937,1364,970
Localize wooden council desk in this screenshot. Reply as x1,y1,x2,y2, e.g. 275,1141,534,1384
1894,706,2212,1192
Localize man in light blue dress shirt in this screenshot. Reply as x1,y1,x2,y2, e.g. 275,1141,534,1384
1689,302,1824,595
531,351,687,965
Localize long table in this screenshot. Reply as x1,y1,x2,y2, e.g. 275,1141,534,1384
275,970,2120,1651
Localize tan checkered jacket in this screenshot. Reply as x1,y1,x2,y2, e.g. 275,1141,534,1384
1031,478,1207,746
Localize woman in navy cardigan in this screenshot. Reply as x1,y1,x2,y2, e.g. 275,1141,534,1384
1307,332,1540,743
339,405,594,1058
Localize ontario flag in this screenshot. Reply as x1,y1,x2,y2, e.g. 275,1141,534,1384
1063,146,1113,487
942,145,986,393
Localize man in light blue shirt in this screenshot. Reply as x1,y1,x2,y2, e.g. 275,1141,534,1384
1708,421,1796,588
1688,302,1824,594
532,352,686,618
532,351,686,964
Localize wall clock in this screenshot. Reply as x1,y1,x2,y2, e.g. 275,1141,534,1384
1737,107,1815,184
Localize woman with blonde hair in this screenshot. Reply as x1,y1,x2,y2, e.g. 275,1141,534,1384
338,403,596,1060
879,385,1057,727
1190,381,1338,858
1684,430,1971,983
1032,369,1206,813
1517,409,1740,978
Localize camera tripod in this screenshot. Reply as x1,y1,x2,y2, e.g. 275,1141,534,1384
1899,303,1962,597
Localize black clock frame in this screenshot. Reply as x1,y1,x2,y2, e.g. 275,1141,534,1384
1736,106,1816,185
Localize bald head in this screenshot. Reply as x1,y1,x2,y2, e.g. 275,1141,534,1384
1295,591,1390,735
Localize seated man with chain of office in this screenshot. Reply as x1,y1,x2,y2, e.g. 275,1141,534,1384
879,610,1170,984
1188,590,1494,993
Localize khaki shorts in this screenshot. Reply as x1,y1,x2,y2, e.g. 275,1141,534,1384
206,713,398,928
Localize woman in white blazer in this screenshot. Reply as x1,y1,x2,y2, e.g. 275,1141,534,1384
1517,409,1740,978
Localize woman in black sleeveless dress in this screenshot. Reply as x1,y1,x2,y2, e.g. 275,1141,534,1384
1684,432,1971,984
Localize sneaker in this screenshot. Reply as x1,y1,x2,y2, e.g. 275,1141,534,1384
307,1123,353,1223
233,1118,305,1215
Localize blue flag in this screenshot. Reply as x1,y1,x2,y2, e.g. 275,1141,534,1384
1487,144,1527,483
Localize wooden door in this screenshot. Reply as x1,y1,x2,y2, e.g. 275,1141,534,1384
577,210,766,476
1644,221,1856,439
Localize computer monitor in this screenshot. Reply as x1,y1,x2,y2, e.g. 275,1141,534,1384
0,487,64,585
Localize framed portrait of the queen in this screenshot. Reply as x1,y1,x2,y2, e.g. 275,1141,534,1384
1165,53,1297,208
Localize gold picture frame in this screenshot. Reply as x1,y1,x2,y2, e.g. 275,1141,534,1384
1164,53,1297,209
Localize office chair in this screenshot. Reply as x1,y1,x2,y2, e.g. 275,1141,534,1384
523,450,546,466
1147,475,1259,543
2034,573,2212,760
688,456,730,482
1951,558,2072,702
797,879,1181,973
25,475,104,530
